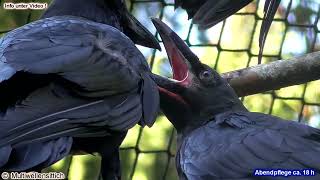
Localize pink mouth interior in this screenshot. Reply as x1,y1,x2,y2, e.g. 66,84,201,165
166,43,189,84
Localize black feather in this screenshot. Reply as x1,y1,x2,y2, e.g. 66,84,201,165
0,15,159,171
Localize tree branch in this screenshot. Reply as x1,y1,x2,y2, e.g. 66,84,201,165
222,51,320,97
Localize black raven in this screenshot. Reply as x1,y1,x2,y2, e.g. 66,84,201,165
151,18,320,180
0,0,160,179
174,0,281,63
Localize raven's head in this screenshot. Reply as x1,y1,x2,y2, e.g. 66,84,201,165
42,0,160,50
151,19,246,132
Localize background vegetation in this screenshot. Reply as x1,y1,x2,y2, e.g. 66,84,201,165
1,0,320,179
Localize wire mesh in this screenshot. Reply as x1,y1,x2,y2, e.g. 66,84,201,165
1,0,320,180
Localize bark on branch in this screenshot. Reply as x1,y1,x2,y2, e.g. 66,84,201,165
222,51,320,97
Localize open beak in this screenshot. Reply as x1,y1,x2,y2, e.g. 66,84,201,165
151,18,200,87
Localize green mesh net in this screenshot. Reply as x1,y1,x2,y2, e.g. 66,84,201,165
0,0,320,179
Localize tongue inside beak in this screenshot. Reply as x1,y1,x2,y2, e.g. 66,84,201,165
152,18,191,86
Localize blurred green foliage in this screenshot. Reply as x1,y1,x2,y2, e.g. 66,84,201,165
1,0,320,179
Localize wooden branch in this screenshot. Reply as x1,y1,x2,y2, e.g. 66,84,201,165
222,51,320,97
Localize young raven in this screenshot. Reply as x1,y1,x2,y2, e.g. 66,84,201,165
0,0,160,179
151,19,320,180
174,0,281,63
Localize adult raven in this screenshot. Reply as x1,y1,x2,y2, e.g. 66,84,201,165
0,0,160,179
174,0,281,63
151,19,320,180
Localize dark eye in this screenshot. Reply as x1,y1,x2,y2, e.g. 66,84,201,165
199,70,216,85
202,71,211,78
200,70,213,80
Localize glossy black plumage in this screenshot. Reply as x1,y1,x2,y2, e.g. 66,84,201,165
42,0,160,50
152,19,320,180
174,0,281,63
0,1,160,179
177,111,320,180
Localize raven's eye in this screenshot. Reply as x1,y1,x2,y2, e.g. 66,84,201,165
199,70,216,85
202,71,210,77
200,70,213,80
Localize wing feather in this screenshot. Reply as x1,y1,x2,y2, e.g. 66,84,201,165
2,137,72,171
174,0,252,28
179,111,320,179
0,84,141,146
258,0,281,63
0,16,158,149
174,0,280,64
1,16,141,93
